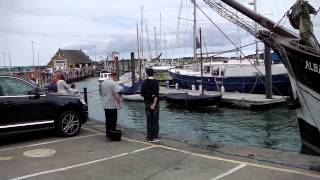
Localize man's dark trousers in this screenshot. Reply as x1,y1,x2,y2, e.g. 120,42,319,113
104,109,117,136
145,101,159,139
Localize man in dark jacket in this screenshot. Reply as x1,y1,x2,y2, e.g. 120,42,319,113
141,68,160,142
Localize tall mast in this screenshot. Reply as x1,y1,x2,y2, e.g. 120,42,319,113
145,21,152,61
253,0,259,65
136,23,141,78
200,27,203,95
164,32,167,62
237,12,242,63
159,12,162,58
154,26,158,59
140,6,144,63
193,0,197,62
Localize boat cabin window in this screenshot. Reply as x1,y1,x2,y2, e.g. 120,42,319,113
211,66,219,76
210,65,226,76
204,66,210,74
220,66,226,76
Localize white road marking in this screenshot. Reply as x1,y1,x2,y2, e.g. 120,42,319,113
122,136,320,178
156,144,320,178
82,127,103,134
0,156,13,160
0,134,102,152
131,146,154,154
10,146,155,180
14,126,316,179
23,149,56,158
210,164,247,180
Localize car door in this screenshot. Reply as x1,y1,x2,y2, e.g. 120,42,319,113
0,77,53,126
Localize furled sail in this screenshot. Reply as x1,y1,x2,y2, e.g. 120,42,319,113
289,0,319,50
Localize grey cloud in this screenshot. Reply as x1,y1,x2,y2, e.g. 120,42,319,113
1,0,319,65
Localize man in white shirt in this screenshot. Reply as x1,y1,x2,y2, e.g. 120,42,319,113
57,74,75,94
100,71,122,137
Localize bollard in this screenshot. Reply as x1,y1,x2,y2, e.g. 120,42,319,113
83,87,88,104
191,84,196,90
199,85,202,92
165,81,169,89
175,83,179,90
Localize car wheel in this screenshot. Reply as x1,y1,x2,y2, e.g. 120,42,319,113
57,111,81,137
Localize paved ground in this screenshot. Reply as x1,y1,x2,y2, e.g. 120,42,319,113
0,121,319,180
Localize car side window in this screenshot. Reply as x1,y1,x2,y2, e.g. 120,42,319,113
0,77,36,96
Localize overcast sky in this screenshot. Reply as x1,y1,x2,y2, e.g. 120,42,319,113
0,0,319,66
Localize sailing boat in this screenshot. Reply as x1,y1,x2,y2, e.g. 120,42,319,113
165,28,222,107
220,0,320,156
122,23,143,96
170,0,292,96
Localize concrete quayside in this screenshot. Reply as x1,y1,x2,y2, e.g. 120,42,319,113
0,120,319,180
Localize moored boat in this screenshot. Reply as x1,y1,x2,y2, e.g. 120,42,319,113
98,70,110,85
170,59,291,96
165,91,222,107
220,0,320,155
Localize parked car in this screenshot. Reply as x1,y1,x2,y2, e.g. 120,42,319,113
0,76,88,136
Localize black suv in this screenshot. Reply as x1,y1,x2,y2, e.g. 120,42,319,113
0,76,88,136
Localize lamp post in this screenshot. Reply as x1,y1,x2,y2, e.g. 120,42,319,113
2,53,5,71
37,49,42,83
8,52,11,74
30,41,35,67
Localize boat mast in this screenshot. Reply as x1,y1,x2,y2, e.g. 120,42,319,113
253,0,259,65
154,26,158,60
193,0,197,62
200,27,204,95
136,23,141,78
145,21,152,61
141,6,144,63
159,12,162,63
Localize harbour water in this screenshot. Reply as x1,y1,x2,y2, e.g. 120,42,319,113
75,77,301,153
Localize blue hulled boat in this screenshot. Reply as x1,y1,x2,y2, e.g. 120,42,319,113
170,60,292,96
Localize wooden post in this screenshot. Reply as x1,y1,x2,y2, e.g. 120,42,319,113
264,45,272,99
122,59,125,74
131,52,135,84
83,87,88,104
115,56,120,81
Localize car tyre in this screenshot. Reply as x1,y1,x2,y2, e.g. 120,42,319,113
57,111,81,137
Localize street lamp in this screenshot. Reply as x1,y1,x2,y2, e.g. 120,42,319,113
8,52,11,74
30,41,35,67
2,53,5,71
37,49,42,83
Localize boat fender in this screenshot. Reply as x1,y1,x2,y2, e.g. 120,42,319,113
221,85,225,94
165,81,170,89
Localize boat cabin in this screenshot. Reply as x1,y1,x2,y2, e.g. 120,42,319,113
98,70,111,84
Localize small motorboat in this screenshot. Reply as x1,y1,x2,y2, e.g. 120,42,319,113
98,70,110,85
165,91,222,107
